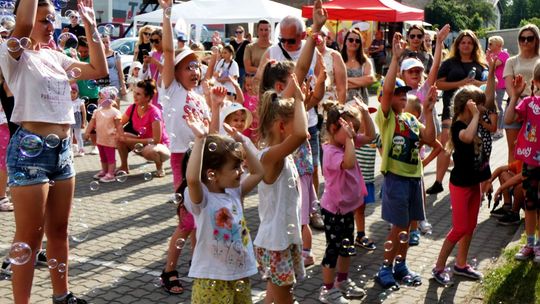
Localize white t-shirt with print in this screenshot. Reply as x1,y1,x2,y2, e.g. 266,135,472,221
0,44,77,124
254,148,302,251
214,59,239,94
184,184,257,280
161,81,210,153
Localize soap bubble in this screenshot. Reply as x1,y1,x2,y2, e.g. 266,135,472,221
234,280,246,292
105,24,115,34
398,231,409,244
208,141,217,152
89,181,99,191
118,45,130,55
6,37,21,53
341,238,351,248
92,31,101,43
44,134,61,149
48,180,55,187
19,134,43,157
47,258,58,269
70,222,89,242
164,7,172,19
143,172,153,181
13,172,26,183
383,240,393,252
115,171,128,183
287,177,296,189
8,242,32,265
57,263,67,273
134,143,144,153
57,32,78,51
171,193,183,205
286,224,296,235
87,103,98,115
56,0,68,9
67,67,82,79
19,37,32,50
175,238,186,249
87,80,98,90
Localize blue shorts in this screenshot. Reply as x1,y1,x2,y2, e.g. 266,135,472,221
364,182,376,204
308,126,320,167
381,172,425,228
7,128,75,187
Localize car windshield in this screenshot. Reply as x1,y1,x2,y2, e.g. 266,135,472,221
110,39,136,55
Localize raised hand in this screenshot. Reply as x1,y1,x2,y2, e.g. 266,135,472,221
466,99,479,116
436,24,451,44
223,123,243,142
350,96,369,112
339,117,356,139
512,74,526,98
185,108,208,139
392,32,406,59
210,86,227,110
282,73,303,100
158,0,172,9
312,0,328,31
77,0,96,27
424,85,438,111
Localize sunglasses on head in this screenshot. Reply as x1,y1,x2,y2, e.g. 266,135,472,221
519,35,535,43
409,34,423,39
279,37,296,45
347,38,361,44
150,39,161,44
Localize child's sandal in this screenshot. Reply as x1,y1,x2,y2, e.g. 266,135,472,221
160,270,184,294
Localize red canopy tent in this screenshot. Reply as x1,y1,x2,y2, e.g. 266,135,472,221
302,0,424,22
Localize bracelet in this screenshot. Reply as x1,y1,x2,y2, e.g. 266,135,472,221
306,27,323,45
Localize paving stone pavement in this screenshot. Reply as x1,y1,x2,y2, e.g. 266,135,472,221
0,99,519,303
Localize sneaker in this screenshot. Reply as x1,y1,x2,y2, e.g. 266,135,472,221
319,286,349,304
534,246,540,263
515,245,534,261
303,254,315,267
88,146,99,155
99,174,116,183
375,265,399,290
498,212,521,226
426,181,443,195
490,205,511,218
409,230,420,246
1,259,11,276
335,278,365,298
394,261,422,286
35,250,47,266
493,130,504,139
419,220,433,234
93,171,106,180
52,292,87,304
453,264,483,280
78,149,85,156
310,211,325,230
431,268,454,286
355,236,376,250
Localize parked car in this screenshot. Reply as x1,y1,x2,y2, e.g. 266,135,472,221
110,37,137,78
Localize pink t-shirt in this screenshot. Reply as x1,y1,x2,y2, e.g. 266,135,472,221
494,50,510,90
515,96,540,166
320,143,367,214
242,93,258,139
95,106,122,148
127,103,170,146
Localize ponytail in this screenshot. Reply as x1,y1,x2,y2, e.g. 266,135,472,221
257,90,295,141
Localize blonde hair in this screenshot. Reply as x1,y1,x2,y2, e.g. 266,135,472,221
137,25,154,46
406,95,422,118
531,62,540,97
488,36,504,47
518,24,540,56
257,90,295,140
446,85,485,153
447,30,487,67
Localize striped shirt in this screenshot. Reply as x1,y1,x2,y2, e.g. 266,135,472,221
355,134,381,183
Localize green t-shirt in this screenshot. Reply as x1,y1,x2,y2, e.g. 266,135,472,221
376,106,424,178
76,56,99,99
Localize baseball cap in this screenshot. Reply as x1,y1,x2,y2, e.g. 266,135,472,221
400,58,424,73
221,102,253,131
377,78,412,99
177,32,187,42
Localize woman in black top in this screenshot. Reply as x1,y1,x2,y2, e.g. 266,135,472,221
230,25,249,87
133,25,154,64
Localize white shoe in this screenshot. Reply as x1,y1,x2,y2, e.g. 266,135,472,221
335,278,365,298
419,220,433,234
319,286,349,304
89,146,99,155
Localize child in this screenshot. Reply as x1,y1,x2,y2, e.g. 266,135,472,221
127,61,143,91
486,159,523,225
503,62,540,262
70,83,86,157
183,111,264,303
319,101,375,302
400,24,450,245
242,74,259,142
432,85,488,285
84,89,122,183
375,32,436,290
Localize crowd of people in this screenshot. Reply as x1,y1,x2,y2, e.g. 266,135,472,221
1,0,540,303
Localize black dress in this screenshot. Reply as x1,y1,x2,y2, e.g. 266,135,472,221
136,42,152,63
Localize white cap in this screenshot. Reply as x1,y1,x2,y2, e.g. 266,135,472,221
174,48,196,66
400,58,424,73
221,102,253,131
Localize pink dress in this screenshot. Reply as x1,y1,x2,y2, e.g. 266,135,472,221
242,92,258,140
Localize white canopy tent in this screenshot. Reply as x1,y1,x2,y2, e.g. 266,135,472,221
133,0,302,42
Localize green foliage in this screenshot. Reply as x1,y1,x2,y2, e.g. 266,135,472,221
519,17,540,29
425,0,495,31
501,0,540,29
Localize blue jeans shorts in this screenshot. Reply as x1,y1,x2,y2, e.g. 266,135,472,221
381,172,425,228
7,128,75,187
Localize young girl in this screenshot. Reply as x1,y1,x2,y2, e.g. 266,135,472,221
183,112,263,303
432,85,488,285
320,101,375,303
70,83,86,157
504,62,540,261
242,74,258,142
127,61,143,92
84,88,122,182
213,45,239,96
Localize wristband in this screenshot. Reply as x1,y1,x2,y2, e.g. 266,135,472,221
306,27,323,45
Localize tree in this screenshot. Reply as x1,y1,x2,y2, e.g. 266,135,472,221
520,17,540,29
425,0,496,31
501,0,540,29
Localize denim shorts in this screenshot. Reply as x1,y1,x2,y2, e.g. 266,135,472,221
381,172,425,228
7,128,75,187
308,126,320,167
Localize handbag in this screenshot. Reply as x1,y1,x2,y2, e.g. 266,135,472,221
123,104,137,135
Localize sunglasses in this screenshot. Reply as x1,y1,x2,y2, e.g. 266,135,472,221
150,39,161,44
279,37,297,45
409,34,424,40
143,32,151,36
188,61,201,71
519,35,536,43
347,38,361,44
235,31,244,34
